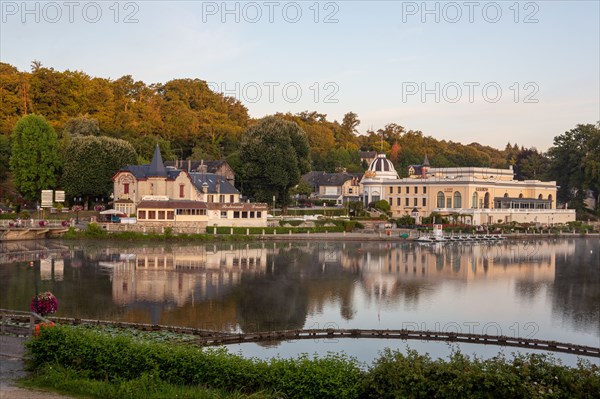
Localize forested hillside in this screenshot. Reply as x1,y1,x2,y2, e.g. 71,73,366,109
0,62,598,214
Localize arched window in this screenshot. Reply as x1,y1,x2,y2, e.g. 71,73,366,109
437,192,445,208
548,194,553,202
472,192,478,208
538,194,543,199
519,193,523,198
453,192,462,208
484,192,490,208
504,193,509,198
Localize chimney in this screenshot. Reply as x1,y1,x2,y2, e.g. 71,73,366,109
187,159,191,172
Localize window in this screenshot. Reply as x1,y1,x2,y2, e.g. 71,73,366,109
405,198,409,206
234,211,240,218
242,211,248,218
389,187,393,194
397,198,401,206
437,192,445,208
389,198,392,206
158,211,165,219
414,186,418,194
446,197,452,208
207,195,214,203
138,210,146,219
423,186,427,194
124,183,129,194
453,192,462,208
167,211,174,220
397,186,402,194
405,186,409,194
472,192,478,208
230,195,235,203
221,211,227,218
179,184,185,198
219,195,225,203
256,211,262,218
422,198,427,206
348,188,353,194
148,211,156,219
413,198,418,206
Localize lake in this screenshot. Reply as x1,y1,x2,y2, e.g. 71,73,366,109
1,237,598,366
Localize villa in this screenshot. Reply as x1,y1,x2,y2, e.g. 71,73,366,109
112,145,268,230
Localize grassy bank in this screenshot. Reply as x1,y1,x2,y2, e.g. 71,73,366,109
25,325,600,399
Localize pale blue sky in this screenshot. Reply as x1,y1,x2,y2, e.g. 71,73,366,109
1,0,598,150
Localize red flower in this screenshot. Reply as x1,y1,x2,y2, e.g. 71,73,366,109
30,291,59,316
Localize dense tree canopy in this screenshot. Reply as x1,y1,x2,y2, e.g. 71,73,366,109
240,116,310,211
1,62,597,215
61,136,137,204
9,114,60,201
547,124,600,209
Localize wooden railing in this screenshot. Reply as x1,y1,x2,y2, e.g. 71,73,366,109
1,312,597,358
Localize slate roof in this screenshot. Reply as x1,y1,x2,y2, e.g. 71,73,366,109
121,164,182,180
189,173,239,195
148,144,167,177
302,172,362,188
164,160,229,174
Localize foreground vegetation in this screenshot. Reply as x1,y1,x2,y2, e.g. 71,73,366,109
25,325,600,399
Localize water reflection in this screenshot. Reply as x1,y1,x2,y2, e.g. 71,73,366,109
0,238,597,349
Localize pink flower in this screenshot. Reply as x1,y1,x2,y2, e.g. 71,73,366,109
30,291,59,316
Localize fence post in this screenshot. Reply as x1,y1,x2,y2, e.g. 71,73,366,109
30,313,35,336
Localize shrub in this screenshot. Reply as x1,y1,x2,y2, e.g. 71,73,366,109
26,326,363,399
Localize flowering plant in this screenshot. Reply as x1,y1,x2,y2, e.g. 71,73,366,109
30,291,59,316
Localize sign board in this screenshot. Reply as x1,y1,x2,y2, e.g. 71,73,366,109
55,190,65,202
41,190,53,207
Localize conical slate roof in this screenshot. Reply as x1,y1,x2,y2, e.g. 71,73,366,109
147,144,167,177
422,154,430,167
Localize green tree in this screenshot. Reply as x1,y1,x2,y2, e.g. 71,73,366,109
547,124,600,208
9,114,60,201
63,115,100,136
240,116,310,213
0,135,11,183
61,136,137,205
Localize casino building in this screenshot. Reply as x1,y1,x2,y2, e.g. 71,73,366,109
361,153,575,226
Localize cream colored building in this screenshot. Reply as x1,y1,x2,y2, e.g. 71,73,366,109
112,145,268,229
362,154,575,225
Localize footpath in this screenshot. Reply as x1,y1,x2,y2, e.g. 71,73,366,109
0,335,72,399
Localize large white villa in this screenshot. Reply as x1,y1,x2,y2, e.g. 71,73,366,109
361,153,575,226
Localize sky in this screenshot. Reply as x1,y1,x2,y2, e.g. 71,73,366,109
1,0,599,151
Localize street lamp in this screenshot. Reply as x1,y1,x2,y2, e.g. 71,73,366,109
74,196,82,224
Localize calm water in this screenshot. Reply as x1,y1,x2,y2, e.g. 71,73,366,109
1,238,598,365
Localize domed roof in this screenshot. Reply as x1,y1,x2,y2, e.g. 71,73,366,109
365,153,399,180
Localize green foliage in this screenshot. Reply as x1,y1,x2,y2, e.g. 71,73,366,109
240,116,311,211
25,326,600,399
396,215,416,226
0,134,11,183
9,114,61,201
61,135,137,199
547,123,600,209
26,326,363,399
63,115,100,136
371,200,390,213
362,348,600,399
84,222,107,237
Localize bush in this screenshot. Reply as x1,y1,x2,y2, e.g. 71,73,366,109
26,326,362,399
84,222,107,238
25,326,600,399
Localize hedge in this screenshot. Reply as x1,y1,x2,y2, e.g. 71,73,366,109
26,325,600,399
